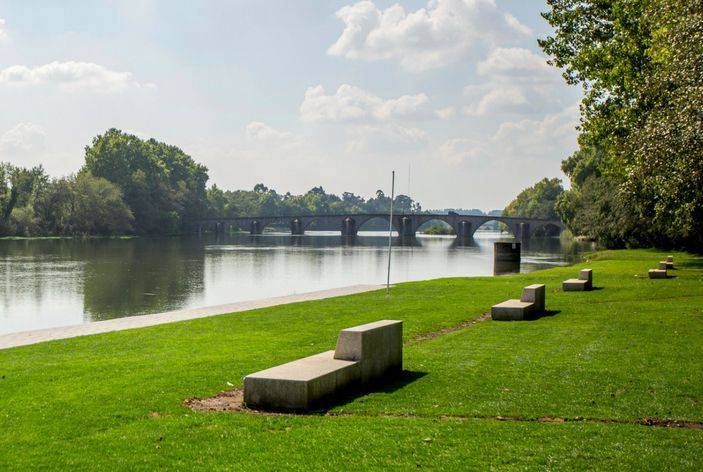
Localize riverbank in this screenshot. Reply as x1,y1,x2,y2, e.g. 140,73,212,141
1,249,701,469
0,285,381,350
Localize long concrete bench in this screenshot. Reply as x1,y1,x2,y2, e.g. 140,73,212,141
563,269,593,291
243,320,402,410
491,284,545,321
649,268,668,279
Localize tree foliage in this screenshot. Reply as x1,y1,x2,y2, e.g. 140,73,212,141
205,184,420,220
0,163,133,237
540,0,703,249
503,178,564,220
1,130,423,236
83,129,209,234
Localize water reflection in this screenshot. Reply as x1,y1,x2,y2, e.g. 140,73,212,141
0,232,591,335
82,238,206,321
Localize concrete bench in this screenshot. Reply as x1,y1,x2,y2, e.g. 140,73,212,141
563,269,593,291
243,320,402,410
659,261,674,270
666,255,674,263
649,269,668,279
491,284,545,321
334,320,403,383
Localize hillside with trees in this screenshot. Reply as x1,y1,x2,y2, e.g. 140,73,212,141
0,129,421,237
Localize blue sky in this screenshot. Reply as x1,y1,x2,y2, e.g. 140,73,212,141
0,0,582,210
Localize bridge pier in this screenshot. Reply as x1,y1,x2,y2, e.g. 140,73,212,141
341,217,357,237
518,222,530,242
399,216,415,238
250,220,262,235
456,220,473,243
290,219,304,235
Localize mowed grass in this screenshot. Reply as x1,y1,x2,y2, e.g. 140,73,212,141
1,249,702,470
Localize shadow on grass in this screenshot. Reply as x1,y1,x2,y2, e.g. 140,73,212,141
314,370,428,413
680,258,703,269
529,310,561,321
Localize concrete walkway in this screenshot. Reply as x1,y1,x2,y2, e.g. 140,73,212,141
0,285,382,351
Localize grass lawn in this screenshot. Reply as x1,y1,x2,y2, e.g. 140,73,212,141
1,249,702,470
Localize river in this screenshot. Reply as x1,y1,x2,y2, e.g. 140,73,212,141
0,232,590,335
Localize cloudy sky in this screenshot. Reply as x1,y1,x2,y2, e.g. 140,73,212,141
0,0,582,210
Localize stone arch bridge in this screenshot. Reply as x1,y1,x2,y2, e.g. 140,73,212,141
194,213,564,241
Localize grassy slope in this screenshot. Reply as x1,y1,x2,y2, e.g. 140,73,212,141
0,249,702,470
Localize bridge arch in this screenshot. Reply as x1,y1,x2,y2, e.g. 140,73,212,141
356,215,399,234
529,221,563,237
471,218,519,238
415,218,455,235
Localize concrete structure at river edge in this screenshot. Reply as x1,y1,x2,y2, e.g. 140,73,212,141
244,320,402,411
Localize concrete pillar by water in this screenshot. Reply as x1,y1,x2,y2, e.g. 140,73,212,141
457,220,473,242
494,241,521,275
519,222,530,241
341,217,357,237
400,216,414,238
494,242,521,262
290,219,304,235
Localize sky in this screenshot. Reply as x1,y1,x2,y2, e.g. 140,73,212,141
0,0,583,211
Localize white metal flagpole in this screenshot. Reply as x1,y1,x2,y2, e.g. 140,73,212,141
386,170,395,294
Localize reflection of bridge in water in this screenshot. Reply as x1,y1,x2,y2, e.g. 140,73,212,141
194,213,564,242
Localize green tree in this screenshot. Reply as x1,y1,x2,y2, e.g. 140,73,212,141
504,178,564,220
83,129,209,234
540,0,703,249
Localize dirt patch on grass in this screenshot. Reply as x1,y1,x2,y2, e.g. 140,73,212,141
407,313,491,345
459,414,703,430
184,389,246,412
638,417,703,429
184,391,703,430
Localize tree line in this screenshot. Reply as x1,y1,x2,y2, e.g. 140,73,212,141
506,0,702,250
0,129,421,237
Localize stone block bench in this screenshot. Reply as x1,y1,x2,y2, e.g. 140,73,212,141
563,269,593,291
649,269,668,279
659,259,674,270
244,320,402,411
491,284,545,321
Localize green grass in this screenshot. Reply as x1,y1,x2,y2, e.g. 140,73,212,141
1,249,702,470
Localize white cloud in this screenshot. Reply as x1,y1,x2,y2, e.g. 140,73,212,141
0,61,156,93
463,48,565,116
245,121,307,155
463,85,529,115
438,138,482,165
246,121,296,143
327,0,532,72
346,123,427,153
476,47,552,77
0,18,7,41
300,84,430,123
438,104,578,165
435,107,456,119
0,123,47,156
493,105,579,157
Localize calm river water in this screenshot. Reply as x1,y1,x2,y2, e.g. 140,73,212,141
0,232,590,335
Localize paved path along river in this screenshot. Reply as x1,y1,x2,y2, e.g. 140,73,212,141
0,284,381,350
